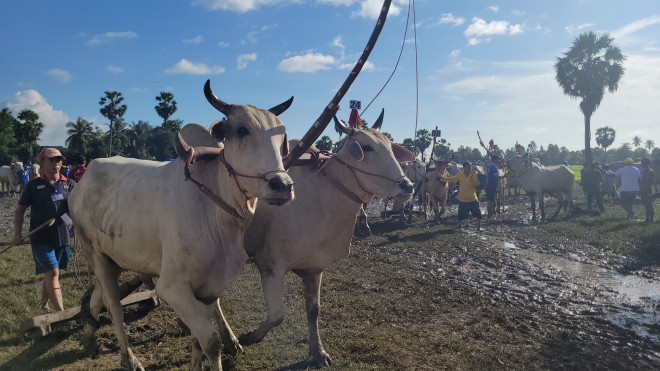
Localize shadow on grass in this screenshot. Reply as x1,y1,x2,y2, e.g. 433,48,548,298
0,329,78,371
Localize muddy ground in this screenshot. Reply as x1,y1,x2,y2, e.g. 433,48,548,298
0,190,659,370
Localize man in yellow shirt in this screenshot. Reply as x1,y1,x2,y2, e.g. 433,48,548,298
442,161,483,231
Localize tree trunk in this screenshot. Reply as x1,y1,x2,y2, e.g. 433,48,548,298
583,112,593,164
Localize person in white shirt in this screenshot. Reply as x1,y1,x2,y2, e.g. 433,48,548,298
614,158,641,218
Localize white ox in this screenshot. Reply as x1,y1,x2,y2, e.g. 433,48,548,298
384,159,428,219
215,112,414,367
508,155,574,220
420,160,450,220
69,81,295,371
0,163,20,196
28,163,40,181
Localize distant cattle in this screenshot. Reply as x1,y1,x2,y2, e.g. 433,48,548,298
0,163,20,196
420,160,450,221
508,155,574,220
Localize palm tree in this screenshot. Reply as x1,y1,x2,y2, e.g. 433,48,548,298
632,135,642,148
14,109,44,163
595,126,616,163
554,31,625,164
66,117,94,155
646,139,655,152
128,120,153,159
99,91,127,156
155,92,177,126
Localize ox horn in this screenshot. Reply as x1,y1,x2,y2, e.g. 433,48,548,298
269,97,294,116
371,108,384,131
174,132,223,163
333,115,353,136
282,0,392,169
204,80,233,115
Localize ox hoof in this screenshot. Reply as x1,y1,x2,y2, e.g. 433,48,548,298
122,348,145,371
223,333,243,356
238,331,260,346
311,349,332,368
354,225,372,238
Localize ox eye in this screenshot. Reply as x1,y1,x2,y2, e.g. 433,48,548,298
237,127,249,138
361,145,374,152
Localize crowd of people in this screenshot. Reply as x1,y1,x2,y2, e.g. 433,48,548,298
580,157,655,223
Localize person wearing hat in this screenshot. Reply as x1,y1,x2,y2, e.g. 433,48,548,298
485,154,505,218
13,148,76,312
441,161,483,231
639,157,654,223
614,158,641,218
601,165,618,205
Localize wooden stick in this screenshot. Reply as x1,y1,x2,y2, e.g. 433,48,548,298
1,218,56,255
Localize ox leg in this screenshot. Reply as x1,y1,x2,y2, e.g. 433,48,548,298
552,193,565,219
539,194,546,220
239,270,285,346
81,280,104,355
529,194,537,221
296,270,331,367
93,254,144,371
355,205,372,237
156,282,222,371
190,300,242,371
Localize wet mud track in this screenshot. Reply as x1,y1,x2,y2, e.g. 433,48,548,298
363,195,660,367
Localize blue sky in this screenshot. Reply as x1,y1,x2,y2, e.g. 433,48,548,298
1,0,659,155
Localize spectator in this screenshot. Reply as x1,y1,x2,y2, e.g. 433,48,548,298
640,157,654,223
583,162,604,213
601,165,617,205
13,148,75,312
441,161,483,231
580,163,588,198
70,155,87,183
485,155,504,218
614,158,641,219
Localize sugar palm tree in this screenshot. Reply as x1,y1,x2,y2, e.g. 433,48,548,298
66,117,94,155
645,139,655,152
155,91,177,126
632,135,642,148
99,91,127,157
555,31,625,164
595,126,616,163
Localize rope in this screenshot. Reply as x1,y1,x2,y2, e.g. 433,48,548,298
360,0,413,117
411,0,419,160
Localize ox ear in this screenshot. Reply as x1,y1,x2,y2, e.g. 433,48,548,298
346,139,364,160
281,134,289,157
391,143,415,162
174,133,222,163
269,97,294,116
371,108,384,132
210,120,230,142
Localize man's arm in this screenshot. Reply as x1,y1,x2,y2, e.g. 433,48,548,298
14,204,27,245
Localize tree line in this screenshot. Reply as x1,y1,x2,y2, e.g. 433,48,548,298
0,91,181,165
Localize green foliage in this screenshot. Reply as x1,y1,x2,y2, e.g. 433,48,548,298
13,109,44,163
155,91,177,125
0,109,17,164
99,91,128,156
65,117,94,156
595,126,616,163
315,135,333,151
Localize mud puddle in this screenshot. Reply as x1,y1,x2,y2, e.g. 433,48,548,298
503,241,660,344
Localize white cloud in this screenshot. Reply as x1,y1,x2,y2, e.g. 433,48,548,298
6,90,69,146
354,0,401,20
612,15,660,38
183,35,204,44
564,23,594,34
237,53,257,69
317,0,359,5
332,36,345,49
512,9,525,16
449,49,461,58
464,17,524,45
278,53,336,73
338,60,375,71
87,31,137,46
47,69,72,83
439,13,465,27
165,59,225,75
193,0,273,13
218,41,230,47
487,6,498,12
107,65,124,73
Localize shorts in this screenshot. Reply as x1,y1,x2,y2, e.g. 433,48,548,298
485,187,497,202
458,201,483,221
31,244,70,275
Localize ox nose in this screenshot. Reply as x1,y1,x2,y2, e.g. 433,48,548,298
268,176,293,193
399,180,413,194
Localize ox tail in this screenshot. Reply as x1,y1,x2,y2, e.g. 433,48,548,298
80,281,100,328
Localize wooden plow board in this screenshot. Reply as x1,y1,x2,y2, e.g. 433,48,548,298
19,290,159,338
